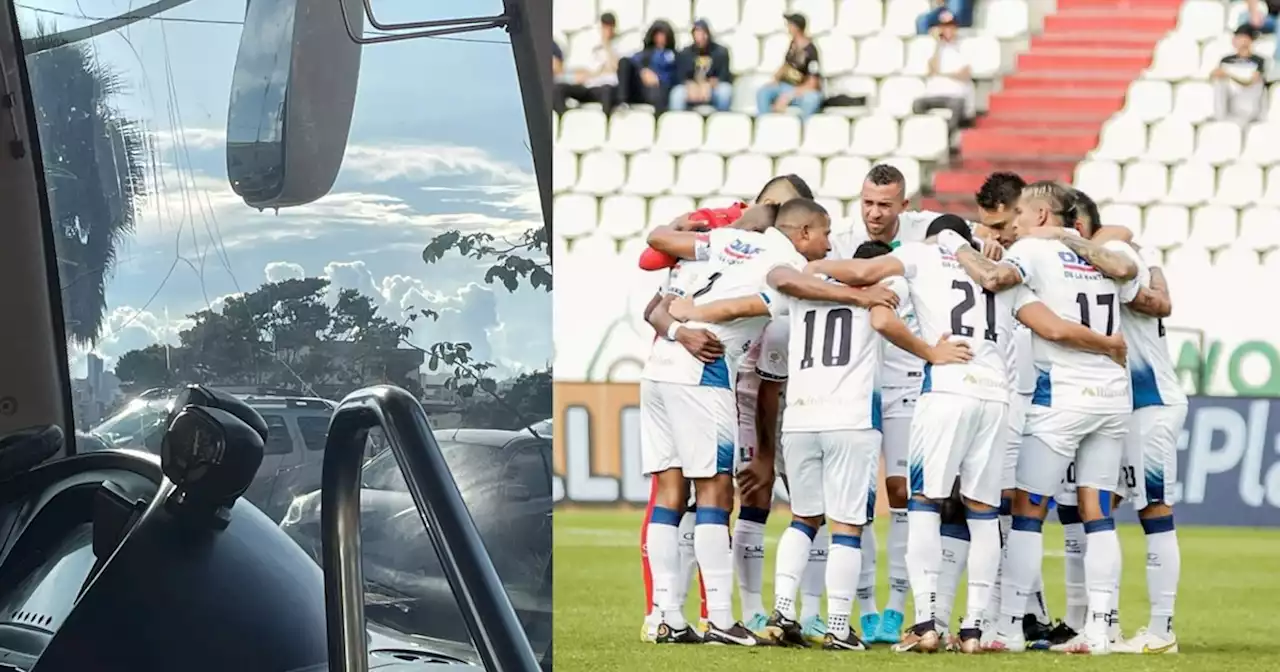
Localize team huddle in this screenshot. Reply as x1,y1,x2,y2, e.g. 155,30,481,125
634,167,1185,655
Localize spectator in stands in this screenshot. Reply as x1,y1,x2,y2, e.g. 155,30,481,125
1213,25,1267,126
1243,0,1280,69
669,19,733,112
618,20,678,114
755,14,823,118
911,12,974,133
552,13,621,115
916,0,975,35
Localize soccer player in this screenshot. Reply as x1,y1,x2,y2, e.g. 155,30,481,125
944,181,1139,654
640,198,895,645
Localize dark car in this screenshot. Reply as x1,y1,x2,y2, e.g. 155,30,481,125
280,428,553,670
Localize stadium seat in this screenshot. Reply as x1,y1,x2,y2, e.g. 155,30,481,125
1140,204,1191,250
831,75,879,105
1092,115,1147,162
554,146,578,193
856,35,905,77
693,0,741,34
646,0,691,31
834,0,883,38
703,113,754,154
598,0,644,33
1261,165,1280,206
654,112,705,154
1125,80,1174,123
851,115,900,157
820,155,873,199
1146,35,1200,81
979,0,1030,40
751,114,804,155
898,114,950,160
1213,162,1264,207
878,76,927,118
740,0,789,36
722,31,762,73
623,151,676,196
759,33,791,74
1144,119,1195,164
731,74,771,112
1163,161,1215,207
1193,121,1243,166
799,114,852,156
776,154,826,191
816,197,847,219
671,152,727,196
1188,205,1238,253
554,0,597,34
599,194,649,240
880,156,922,196
902,36,936,77
1241,123,1280,166
883,0,930,37
790,0,837,35
1238,206,1280,253
1073,160,1122,203
722,153,776,198
697,195,742,210
1116,162,1169,205
577,150,628,195
1099,203,1143,237
648,194,697,229
560,109,608,152
1170,82,1214,124
961,36,1003,79
1176,1,1227,42
815,34,858,76
607,110,656,153
555,193,601,238
1198,35,1234,77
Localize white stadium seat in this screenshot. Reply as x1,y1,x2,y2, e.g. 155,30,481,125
1099,203,1143,237
1241,123,1280,166
1177,1,1227,42
883,0,930,37
1261,166,1280,206
1144,119,1195,164
554,146,578,193
776,154,825,191
815,197,847,220
554,0,597,34
646,0,692,31
555,193,600,238
1116,161,1169,206
648,195,697,229
856,35,905,77
576,150,627,195
731,74,771,113
722,153,776,198
606,110,656,153
1146,35,1200,81
751,114,804,155
815,34,857,76
1163,161,1215,207
671,152,726,196
1074,160,1122,203
1192,121,1243,166
799,114,852,157
1213,163,1264,208
722,32,762,74
961,36,1003,79
1092,115,1147,162
902,36,936,77
693,0,741,34
559,109,607,152
1170,81,1215,124
599,194,648,240
597,0,644,32
790,0,837,35
898,114,950,160
1125,80,1173,123
980,0,1030,40
623,151,676,196
878,76,927,118
759,33,791,74
1188,205,1239,253
851,115,900,157
740,0,789,36
835,0,883,37
820,155,873,199
654,112,705,154
879,156,922,196
1238,206,1280,253
1140,204,1191,250
703,113,754,155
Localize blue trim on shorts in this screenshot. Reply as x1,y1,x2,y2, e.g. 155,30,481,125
1146,464,1166,504
832,533,862,549
871,389,883,431
716,437,735,475
921,364,933,394
651,506,681,526
866,485,877,523
1098,490,1113,517
695,506,731,526
1011,515,1043,533
1032,368,1052,407
699,357,731,389
1084,518,1116,534
1131,362,1164,409
1141,515,1175,535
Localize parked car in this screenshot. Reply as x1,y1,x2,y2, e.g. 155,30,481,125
87,388,372,521
280,428,553,670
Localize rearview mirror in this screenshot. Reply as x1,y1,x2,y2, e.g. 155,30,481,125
226,0,364,208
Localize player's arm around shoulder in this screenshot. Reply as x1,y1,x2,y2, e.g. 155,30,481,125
646,215,724,261
670,293,774,323
804,253,904,287
1109,241,1172,318
941,229,1023,292
870,276,972,365
764,264,900,310
1011,285,1127,367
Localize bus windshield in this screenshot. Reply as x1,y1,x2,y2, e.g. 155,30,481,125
16,0,551,664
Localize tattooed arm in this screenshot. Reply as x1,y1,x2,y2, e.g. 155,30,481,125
1126,264,1172,318
1027,228,1138,281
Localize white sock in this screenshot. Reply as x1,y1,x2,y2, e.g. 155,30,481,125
887,509,910,614
856,523,879,618
1029,571,1049,624
963,514,1001,630
732,511,768,619
773,522,816,620
1083,518,1122,643
801,525,829,621
906,504,942,627
827,533,863,639
986,505,1013,627
675,510,697,607
1142,516,1180,637
937,523,970,633
649,507,687,628
1062,515,1088,632
694,507,736,629
1109,573,1122,640
999,517,1044,639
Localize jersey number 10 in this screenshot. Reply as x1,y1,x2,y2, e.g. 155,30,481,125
798,308,853,369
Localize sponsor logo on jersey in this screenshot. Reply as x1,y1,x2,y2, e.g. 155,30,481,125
722,239,762,261
1058,250,1100,277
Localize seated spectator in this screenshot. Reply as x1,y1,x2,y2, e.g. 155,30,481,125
756,14,823,118
670,19,733,112
917,0,975,35
912,12,973,132
1213,25,1267,126
618,21,677,114
1243,0,1280,70
553,13,620,115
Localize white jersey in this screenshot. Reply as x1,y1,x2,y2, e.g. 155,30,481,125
640,227,806,390
779,277,909,432
1002,233,1139,414
892,242,1021,403
755,319,790,382
1011,323,1036,395
639,259,706,378
1105,241,1187,409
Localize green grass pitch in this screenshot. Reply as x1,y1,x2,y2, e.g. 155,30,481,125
554,507,1280,671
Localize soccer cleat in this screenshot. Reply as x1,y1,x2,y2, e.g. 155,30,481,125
823,630,868,651
877,609,905,644
800,614,828,646
1062,634,1111,656
743,612,770,638
891,622,940,653
1050,631,1088,652
640,619,657,643
1031,620,1078,650
982,634,1027,653
696,618,710,634
654,622,702,644
764,611,810,647
1111,627,1178,654
860,613,882,644
703,621,769,646
1022,614,1054,643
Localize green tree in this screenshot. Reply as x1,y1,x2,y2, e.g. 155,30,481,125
26,25,150,345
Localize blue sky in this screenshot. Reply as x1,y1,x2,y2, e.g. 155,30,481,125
17,0,550,377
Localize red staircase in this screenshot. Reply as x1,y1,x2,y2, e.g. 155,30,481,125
922,0,1183,215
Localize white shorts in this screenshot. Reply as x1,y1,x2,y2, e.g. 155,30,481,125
1120,404,1188,510
639,380,736,479
880,387,916,480
1018,406,1128,500
907,393,1009,507
1001,393,1031,491
881,386,919,420
781,429,880,525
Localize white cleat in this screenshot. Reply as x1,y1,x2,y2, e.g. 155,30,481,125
1062,631,1111,656
641,616,660,643
1049,632,1087,653
982,634,1027,653
1112,627,1178,654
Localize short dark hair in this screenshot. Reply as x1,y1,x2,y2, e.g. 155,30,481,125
775,198,829,227
865,164,906,197
1071,189,1102,237
925,213,974,246
754,174,815,203
600,12,616,26
975,172,1026,211
853,241,894,259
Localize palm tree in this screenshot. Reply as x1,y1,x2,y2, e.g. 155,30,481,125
25,25,150,346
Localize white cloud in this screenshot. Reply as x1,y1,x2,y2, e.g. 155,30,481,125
264,261,305,282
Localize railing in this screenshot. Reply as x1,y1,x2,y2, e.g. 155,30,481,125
320,384,538,672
